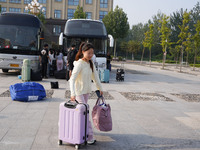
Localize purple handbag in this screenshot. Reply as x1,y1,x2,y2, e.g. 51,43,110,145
92,97,112,132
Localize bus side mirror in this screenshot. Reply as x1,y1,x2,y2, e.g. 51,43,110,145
108,34,114,47
59,32,63,46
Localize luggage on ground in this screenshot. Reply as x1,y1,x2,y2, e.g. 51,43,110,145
22,59,31,82
52,60,57,71
9,82,46,102
116,68,125,81
58,101,89,149
51,81,59,89
116,63,125,81
54,69,66,79
92,96,112,132
31,69,42,81
99,69,109,83
49,65,55,76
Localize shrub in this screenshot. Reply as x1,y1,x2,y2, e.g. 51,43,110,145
165,60,176,64
189,64,200,68
118,56,123,61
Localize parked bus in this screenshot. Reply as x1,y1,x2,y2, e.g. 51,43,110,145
59,19,113,70
0,12,44,72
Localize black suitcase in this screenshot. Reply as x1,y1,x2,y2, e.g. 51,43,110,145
54,69,66,79
116,69,124,81
31,69,42,81
51,81,59,89
52,60,57,71
49,65,55,76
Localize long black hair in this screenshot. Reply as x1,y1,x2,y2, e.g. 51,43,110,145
75,42,94,72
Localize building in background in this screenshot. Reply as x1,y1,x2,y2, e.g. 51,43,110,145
0,0,113,44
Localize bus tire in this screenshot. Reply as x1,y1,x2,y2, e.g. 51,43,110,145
2,69,9,73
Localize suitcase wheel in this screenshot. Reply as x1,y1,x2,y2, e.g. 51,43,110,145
58,140,62,145
75,144,80,149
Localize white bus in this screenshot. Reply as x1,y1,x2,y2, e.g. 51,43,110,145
0,12,44,72
59,19,113,70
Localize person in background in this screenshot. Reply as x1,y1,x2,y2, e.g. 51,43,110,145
47,49,56,76
69,42,103,145
67,44,78,77
56,49,64,71
91,53,98,70
106,52,112,71
39,44,49,78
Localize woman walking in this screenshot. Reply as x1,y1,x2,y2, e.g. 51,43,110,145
69,42,103,145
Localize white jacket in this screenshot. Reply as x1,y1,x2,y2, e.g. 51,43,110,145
69,59,103,96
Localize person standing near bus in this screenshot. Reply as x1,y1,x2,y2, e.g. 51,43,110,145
56,49,64,71
67,44,78,77
70,42,103,145
106,52,112,71
47,49,56,76
39,44,49,78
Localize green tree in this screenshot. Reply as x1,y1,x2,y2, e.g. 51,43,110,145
130,23,147,43
144,24,154,66
193,20,200,70
159,14,171,69
152,12,163,48
127,40,140,61
37,12,46,24
170,9,184,43
146,12,163,59
103,6,129,58
120,41,128,59
141,28,151,65
177,11,191,72
169,45,180,67
73,5,86,19
185,33,193,66
190,2,200,35
129,23,149,63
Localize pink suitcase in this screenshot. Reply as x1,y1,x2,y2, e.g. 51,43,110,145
58,100,89,149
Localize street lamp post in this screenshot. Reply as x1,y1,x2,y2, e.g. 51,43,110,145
25,0,44,15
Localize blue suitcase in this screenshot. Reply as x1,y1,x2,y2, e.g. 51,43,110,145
9,82,46,102
99,69,110,83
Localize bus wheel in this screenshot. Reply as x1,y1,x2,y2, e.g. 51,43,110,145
2,69,9,73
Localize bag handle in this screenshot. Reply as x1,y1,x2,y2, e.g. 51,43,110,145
95,97,106,106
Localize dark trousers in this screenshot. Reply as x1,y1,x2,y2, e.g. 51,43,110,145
42,63,47,77
107,63,111,71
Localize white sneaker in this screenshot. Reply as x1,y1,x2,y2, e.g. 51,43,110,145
87,139,96,145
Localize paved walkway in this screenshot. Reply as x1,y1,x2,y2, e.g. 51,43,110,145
0,62,200,150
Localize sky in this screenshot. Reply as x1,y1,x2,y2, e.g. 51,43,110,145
113,0,199,27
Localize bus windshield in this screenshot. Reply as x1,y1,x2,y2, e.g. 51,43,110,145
65,20,107,38
65,37,107,56
0,25,39,51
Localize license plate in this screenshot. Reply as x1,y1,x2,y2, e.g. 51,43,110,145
10,64,19,67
